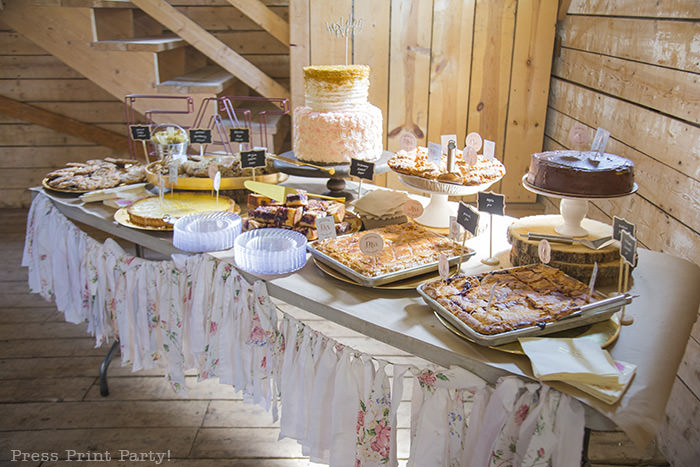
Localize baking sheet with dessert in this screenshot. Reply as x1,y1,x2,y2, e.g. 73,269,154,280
418,264,629,346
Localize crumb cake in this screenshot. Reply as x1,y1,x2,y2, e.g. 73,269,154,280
127,192,236,228
422,264,605,335
388,146,505,185
293,65,383,164
526,150,634,195
313,222,463,277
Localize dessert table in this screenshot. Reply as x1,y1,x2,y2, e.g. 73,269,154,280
32,179,700,449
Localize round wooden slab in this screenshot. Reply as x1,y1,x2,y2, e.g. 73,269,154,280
507,215,620,285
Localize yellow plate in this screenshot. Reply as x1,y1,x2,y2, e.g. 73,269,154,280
434,310,621,354
146,161,288,190
114,197,241,231
114,207,174,231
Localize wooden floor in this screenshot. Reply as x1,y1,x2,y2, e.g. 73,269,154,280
0,207,670,466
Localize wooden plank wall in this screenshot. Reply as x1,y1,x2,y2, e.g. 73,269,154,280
0,0,291,208
0,17,127,208
290,0,559,201
546,2,700,465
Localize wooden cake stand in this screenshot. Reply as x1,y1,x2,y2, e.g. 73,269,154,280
521,174,637,237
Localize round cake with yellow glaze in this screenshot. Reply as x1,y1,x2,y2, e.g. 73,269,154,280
293,65,383,165
127,192,237,228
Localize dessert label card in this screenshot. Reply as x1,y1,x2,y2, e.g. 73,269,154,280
477,191,505,216
613,216,636,241
483,140,496,160
359,232,384,256
189,128,212,144
230,128,250,143
129,125,151,141
316,215,337,241
441,134,457,153
428,142,442,163
465,132,483,152
438,253,449,280
538,239,551,264
403,199,424,218
241,149,267,169
457,201,480,236
591,127,610,156
449,216,463,242
350,158,374,180
620,230,637,266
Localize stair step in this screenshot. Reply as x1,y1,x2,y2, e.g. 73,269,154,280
31,0,134,7
157,65,237,94
92,35,186,52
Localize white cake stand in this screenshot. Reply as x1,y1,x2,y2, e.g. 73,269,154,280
521,174,638,237
398,173,501,228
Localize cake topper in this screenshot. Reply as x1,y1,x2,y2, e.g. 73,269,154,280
326,13,364,65
591,127,610,158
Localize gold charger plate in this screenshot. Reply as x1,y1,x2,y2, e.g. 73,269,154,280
146,161,288,190
434,310,621,354
42,178,92,194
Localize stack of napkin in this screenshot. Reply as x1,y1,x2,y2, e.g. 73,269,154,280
519,337,636,405
353,189,410,229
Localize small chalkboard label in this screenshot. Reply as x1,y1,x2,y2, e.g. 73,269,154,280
230,127,250,143
613,216,636,241
315,215,336,241
240,149,266,169
457,201,480,236
477,191,505,216
620,229,637,266
189,128,212,144
130,125,151,141
350,158,375,181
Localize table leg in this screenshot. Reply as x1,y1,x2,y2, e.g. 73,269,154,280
99,340,120,397
135,244,144,258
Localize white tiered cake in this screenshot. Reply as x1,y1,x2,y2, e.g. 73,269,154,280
293,65,383,165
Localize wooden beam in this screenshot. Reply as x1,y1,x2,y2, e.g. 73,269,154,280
131,0,289,100
0,94,130,152
225,0,290,47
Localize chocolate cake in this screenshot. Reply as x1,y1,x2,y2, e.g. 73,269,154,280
526,150,634,196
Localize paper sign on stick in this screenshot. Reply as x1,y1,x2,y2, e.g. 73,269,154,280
483,139,495,160
465,132,483,152
316,216,336,241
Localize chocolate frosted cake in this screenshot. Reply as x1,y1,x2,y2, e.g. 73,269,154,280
526,150,634,196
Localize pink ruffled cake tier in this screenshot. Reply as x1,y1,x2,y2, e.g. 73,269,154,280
293,104,383,165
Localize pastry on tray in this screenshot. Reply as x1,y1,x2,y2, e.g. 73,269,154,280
388,146,505,185
242,192,354,241
44,158,147,192
127,192,237,229
151,154,277,178
421,264,605,336
313,222,463,277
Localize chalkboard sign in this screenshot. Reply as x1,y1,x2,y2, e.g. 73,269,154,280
350,158,375,181
457,201,480,236
230,128,250,143
240,149,267,169
620,229,637,266
189,128,212,144
129,125,151,141
477,191,505,216
613,216,636,241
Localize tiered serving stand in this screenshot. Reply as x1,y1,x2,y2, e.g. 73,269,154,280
397,173,502,229
521,174,638,237
272,150,393,200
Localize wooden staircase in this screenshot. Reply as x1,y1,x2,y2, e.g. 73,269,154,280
0,0,291,153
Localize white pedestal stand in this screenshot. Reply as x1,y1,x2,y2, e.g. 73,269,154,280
521,175,638,237
397,173,501,229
